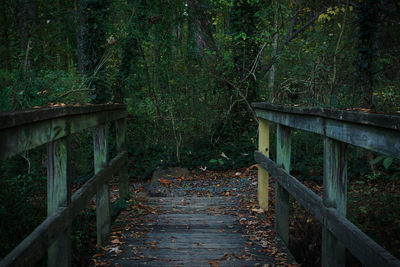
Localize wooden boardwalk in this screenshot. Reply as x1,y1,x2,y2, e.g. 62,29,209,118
93,195,295,266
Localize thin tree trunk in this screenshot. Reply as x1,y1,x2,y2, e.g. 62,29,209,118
16,0,35,72
76,0,88,74
268,0,278,92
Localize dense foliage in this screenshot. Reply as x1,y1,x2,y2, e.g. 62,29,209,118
0,0,399,264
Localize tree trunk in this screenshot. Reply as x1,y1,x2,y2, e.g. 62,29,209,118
268,0,278,92
15,0,35,72
76,0,88,74
356,0,380,108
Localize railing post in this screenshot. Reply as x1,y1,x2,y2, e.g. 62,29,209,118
275,124,291,246
258,118,270,210
322,137,348,267
47,137,71,267
116,118,129,200
93,124,111,246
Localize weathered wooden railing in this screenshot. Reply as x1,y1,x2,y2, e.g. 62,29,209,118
253,103,400,267
0,104,129,267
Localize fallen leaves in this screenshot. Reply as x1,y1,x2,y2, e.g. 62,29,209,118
108,246,122,255
159,178,173,185
252,208,265,214
91,167,299,265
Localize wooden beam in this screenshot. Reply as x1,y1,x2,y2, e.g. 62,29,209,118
275,125,291,246
0,109,126,160
252,102,400,131
0,104,126,130
258,118,270,210
255,108,400,158
0,152,126,267
255,151,324,222
325,119,400,158
325,208,400,267
116,118,129,200
93,124,111,246
255,109,324,135
254,151,400,267
47,137,71,267
322,138,348,267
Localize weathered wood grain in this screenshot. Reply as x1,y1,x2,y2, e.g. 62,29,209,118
275,124,291,246
116,118,128,200
325,118,400,158
0,104,126,130
254,105,400,158
255,151,324,222
252,102,400,131
0,207,70,267
93,124,111,247
70,151,126,218
0,151,127,267
325,208,400,267
255,151,400,267
47,137,71,267
256,109,324,135
322,138,348,267
101,196,295,266
0,108,126,160
258,118,270,210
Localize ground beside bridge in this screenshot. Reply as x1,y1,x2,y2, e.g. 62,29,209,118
91,168,297,266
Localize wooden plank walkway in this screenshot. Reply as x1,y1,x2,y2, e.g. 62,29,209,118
92,195,296,266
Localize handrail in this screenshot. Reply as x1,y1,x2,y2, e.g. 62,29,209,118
0,104,129,267
0,104,126,160
252,103,400,267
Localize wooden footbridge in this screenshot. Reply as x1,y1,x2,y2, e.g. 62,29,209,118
0,103,400,266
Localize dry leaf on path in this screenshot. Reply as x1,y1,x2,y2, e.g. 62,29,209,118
159,179,172,185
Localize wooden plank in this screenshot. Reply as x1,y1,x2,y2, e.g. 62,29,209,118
255,151,324,222
254,106,400,159
93,124,111,246
0,207,70,267
322,138,348,267
0,109,126,160
47,137,71,267
254,151,400,267
99,195,295,267
255,109,324,135
0,152,126,267
252,102,400,131
325,119,400,158
275,125,291,246
116,118,129,200
0,104,126,130
70,151,126,217
258,118,270,210
325,209,400,267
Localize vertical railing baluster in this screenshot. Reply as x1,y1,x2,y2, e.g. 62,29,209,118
116,118,129,200
275,124,291,246
258,118,270,210
322,137,348,267
93,124,111,246
47,137,71,267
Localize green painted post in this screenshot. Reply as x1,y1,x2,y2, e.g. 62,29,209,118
116,118,129,200
93,124,111,246
322,137,348,267
47,137,71,267
275,124,291,246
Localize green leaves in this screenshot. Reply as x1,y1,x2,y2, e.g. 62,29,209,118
370,155,393,169
383,157,393,170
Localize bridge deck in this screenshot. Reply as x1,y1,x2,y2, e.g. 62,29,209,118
92,171,296,266
94,197,294,266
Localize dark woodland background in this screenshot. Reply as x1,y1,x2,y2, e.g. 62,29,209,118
0,0,399,265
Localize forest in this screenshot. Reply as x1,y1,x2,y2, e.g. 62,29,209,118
0,0,400,266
